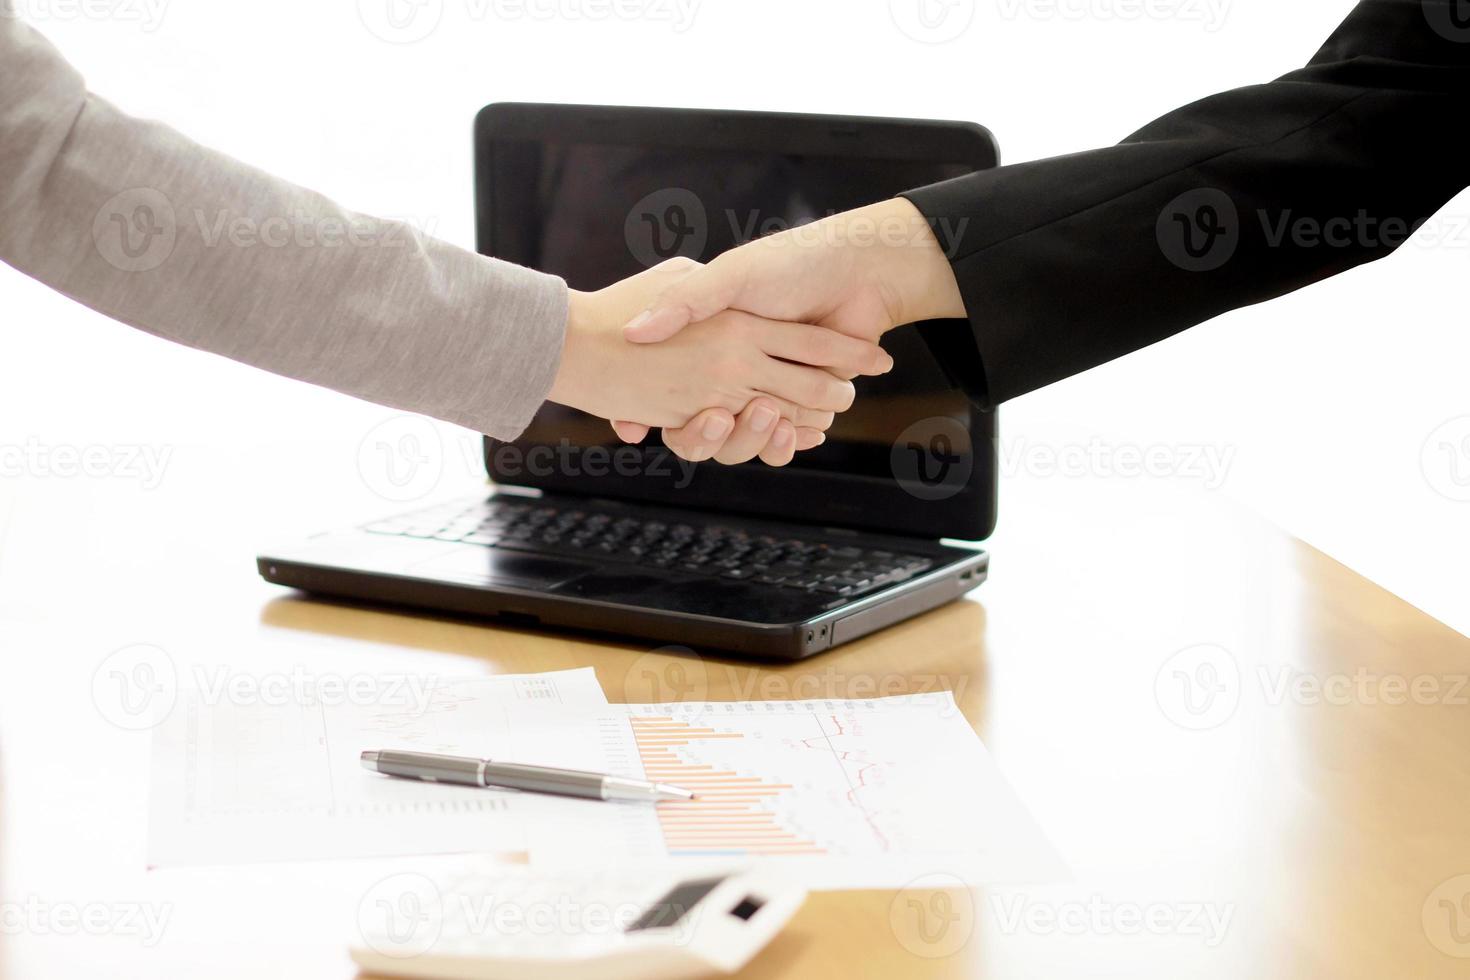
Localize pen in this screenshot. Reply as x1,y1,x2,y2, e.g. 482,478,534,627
360,749,697,803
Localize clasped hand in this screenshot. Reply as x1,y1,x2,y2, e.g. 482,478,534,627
549,198,965,467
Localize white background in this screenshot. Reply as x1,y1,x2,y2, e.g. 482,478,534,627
1,0,1465,636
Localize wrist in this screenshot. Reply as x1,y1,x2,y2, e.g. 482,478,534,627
846,198,966,327
548,290,597,414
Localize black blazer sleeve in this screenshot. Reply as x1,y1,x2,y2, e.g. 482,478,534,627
901,0,1470,407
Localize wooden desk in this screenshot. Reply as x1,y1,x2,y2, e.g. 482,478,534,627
0,459,1466,979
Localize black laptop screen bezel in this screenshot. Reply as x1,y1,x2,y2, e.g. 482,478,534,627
474,103,999,541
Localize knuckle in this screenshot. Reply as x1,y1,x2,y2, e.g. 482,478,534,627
653,256,701,275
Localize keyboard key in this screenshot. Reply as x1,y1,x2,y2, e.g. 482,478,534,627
363,499,940,594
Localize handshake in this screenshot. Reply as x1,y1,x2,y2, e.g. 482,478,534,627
547,198,967,466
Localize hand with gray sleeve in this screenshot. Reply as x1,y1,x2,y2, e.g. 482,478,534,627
0,11,891,464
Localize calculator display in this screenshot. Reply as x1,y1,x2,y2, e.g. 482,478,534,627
624,877,726,932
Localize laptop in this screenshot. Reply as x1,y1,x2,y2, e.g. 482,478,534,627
257,103,999,660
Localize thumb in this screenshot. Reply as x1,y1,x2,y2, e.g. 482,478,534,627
623,252,748,344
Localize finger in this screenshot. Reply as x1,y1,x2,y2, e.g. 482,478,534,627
794,428,826,452
661,408,736,462
713,399,786,466
754,321,894,377
757,420,798,467
752,357,858,414
611,420,651,443
624,251,750,343
738,400,833,432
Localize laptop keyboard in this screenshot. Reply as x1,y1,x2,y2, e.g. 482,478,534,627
364,498,935,599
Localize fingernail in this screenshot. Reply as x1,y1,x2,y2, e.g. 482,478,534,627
880,353,896,373
772,425,793,448
702,415,732,441
624,309,653,334
752,406,778,433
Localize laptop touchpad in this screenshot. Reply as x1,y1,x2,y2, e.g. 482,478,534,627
409,546,592,591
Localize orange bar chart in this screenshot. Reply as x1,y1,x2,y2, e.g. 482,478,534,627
631,715,826,857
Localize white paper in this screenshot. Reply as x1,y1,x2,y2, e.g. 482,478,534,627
513,693,1063,889
151,681,1060,889
147,668,607,867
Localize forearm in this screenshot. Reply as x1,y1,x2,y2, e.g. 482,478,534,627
901,0,1470,405
0,15,567,440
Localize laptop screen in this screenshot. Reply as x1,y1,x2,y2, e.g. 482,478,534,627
478,107,997,540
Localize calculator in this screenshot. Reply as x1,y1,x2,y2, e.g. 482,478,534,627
351,863,807,980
